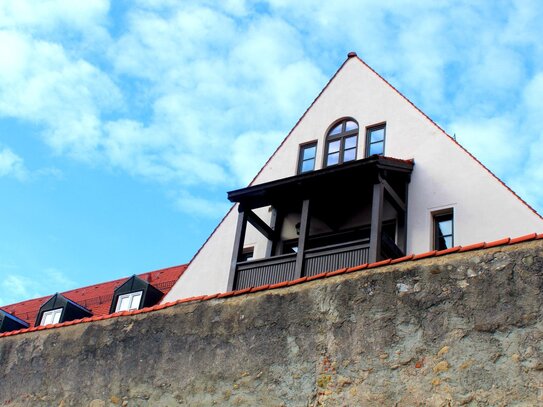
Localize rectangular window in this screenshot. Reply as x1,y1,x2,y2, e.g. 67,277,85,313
116,291,143,312
240,247,254,262
298,142,317,174
366,124,386,157
41,308,63,326
433,210,454,250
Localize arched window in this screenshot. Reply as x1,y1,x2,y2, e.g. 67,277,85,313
324,119,359,167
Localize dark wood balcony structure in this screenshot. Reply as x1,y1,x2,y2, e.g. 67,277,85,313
227,156,414,291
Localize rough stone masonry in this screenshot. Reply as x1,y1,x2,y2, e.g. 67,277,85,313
1,240,542,406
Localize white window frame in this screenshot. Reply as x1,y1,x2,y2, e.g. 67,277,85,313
41,308,63,326
115,291,143,312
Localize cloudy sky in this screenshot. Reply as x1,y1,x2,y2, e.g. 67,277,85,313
1,0,542,305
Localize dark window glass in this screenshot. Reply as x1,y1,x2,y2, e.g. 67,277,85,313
434,211,454,250
240,247,254,262
366,125,386,157
325,119,359,167
298,142,317,174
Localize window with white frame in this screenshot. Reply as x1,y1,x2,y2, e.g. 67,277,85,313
115,291,143,312
41,308,63,326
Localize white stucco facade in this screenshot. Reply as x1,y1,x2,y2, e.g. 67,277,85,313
163,55,543,301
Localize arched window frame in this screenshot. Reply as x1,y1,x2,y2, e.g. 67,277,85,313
323,118,359,167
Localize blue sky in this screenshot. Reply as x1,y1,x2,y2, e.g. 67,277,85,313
1,0,543,305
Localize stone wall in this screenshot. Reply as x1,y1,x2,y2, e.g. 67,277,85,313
1,240,542,406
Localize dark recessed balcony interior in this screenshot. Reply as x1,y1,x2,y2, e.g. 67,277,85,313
227,156,414,291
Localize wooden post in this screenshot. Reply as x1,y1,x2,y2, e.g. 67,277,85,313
369,182,384,263
227,208,248,292
294,199,311,279
265,206,278,257
401,181,409,254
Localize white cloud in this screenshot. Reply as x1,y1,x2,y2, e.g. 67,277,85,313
1,0,543,216
0,146,27,180
0,0,109,34
230,130,284,185
0,268,76,306
450,116,523,179
0,30,122,161
174,191,230,219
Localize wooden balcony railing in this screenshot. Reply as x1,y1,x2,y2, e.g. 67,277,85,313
233,240,370,290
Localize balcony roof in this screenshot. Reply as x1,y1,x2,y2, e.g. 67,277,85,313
228,155,414,210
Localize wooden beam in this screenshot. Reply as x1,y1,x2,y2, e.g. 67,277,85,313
246,209,276,241
380,176,406,212
369,182,384,263
294,199,311,279
227,209,248,292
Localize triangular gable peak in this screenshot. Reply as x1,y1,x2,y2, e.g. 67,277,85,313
163,53,543,301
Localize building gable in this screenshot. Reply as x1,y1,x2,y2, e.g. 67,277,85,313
163,53,543,301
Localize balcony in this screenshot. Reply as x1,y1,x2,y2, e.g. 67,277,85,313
227,156,414,291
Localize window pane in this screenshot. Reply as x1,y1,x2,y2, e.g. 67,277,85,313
329,123,342,136
118,296,130,311
369,141,384,156
438,219,452,236
301,158,315,173
327,152,339,166
344,136,357,150
130,292,142,310
343,148,356,162
370,128,385,143
42,313,53,326
345,120,358,131
303,145,316,160
434,212,453,250
52,309,62,324
328,140,340,153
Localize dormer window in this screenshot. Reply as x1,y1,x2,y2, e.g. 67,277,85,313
109,275,165,313
35,293,92,326
325,119,358,167
0,309,29,333
41,308,63,325
115,291,143,312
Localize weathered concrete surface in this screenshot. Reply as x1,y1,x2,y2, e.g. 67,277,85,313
1,240,543,406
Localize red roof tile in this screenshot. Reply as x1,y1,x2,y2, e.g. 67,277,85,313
0,264,187,328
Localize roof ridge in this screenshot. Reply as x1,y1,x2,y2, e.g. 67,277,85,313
2,232,541,339
351,55,543,221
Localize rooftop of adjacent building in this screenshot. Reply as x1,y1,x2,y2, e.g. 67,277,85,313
0,263,187,328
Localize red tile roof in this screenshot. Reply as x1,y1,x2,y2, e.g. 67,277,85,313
1,233,541,339
0,264,187,328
